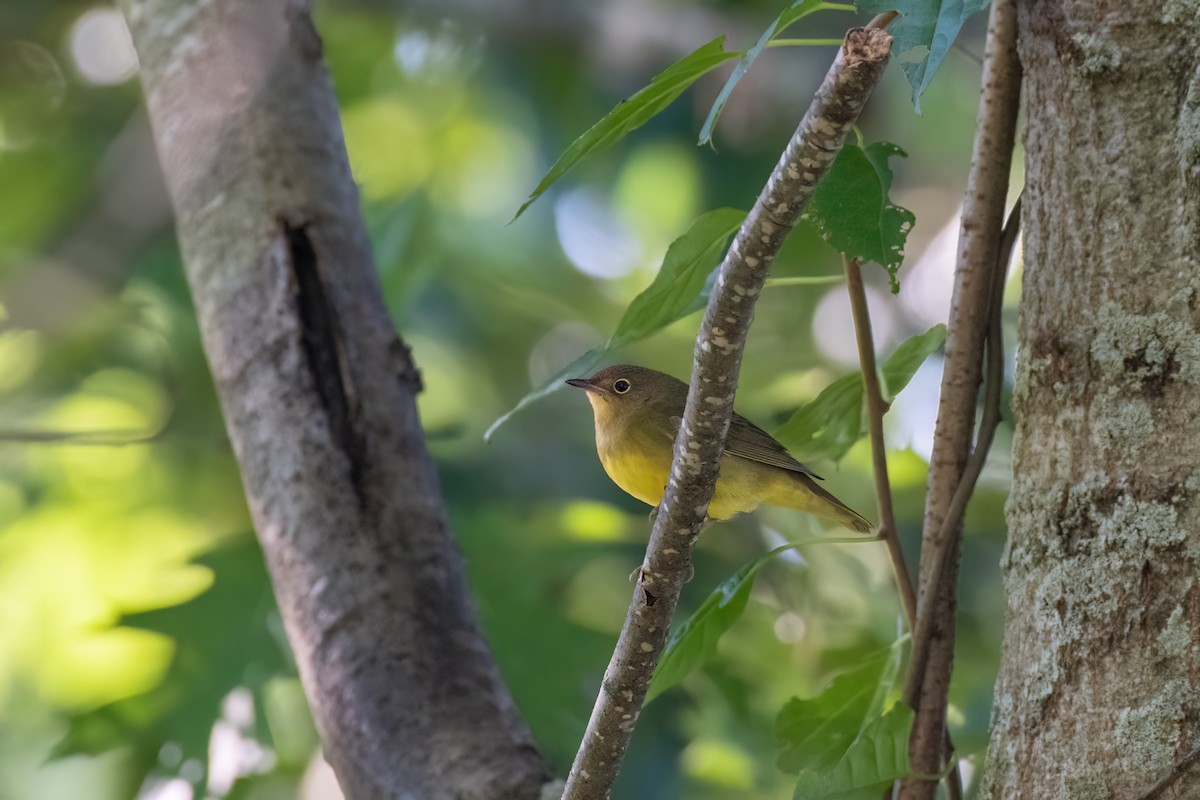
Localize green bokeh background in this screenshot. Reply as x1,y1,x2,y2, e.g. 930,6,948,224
0,2,1012,798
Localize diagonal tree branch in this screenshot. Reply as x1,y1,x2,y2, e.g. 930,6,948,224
118,1,552,797
561,27,893,800
898,0,1021,795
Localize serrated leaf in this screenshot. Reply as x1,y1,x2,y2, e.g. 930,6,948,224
791,704,914,800
806,142,915,291
699,0,829,146
774,325,945,462
774,647,892,774
514,38,738,220
486,209,745,441
648,541,803,702
58,537,291,792
857,0,991,111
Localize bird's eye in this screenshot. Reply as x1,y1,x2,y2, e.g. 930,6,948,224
613,379,631,394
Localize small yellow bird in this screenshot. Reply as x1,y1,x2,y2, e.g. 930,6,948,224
567,365,872,532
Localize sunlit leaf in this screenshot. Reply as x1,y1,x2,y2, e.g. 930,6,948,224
699,0,830,146
514,38,739,220
648,542,800,702
58,537,291,793
806,142,915,291
486,209,744,440
774,324,945,462
790,703,914,799
774,646,891,774
857,0,991,111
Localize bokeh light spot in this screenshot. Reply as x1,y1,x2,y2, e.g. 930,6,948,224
554,187,641,279
69,8,138,86
341,98,432,201
681,739,756,789
812,285,899,367
560,501,627,542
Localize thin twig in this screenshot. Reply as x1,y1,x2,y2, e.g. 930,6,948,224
560,28,894,800
843,256,916,627
897,0,1021,795
1136,743,1200,800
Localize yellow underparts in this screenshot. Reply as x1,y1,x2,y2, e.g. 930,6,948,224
597,436,835,522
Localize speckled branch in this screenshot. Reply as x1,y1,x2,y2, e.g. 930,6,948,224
897,1,1021,797
118,1,553,797
560,28,892,800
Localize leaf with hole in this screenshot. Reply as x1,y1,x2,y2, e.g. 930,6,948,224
514,38,738,220
856,0,991,111
774,324,945,462
806,142,915,291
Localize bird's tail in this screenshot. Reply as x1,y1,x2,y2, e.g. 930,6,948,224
787,474,874,534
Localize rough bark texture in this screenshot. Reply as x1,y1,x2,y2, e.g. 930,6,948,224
981,3,1200,798
118,1,552,798
560,28,893,800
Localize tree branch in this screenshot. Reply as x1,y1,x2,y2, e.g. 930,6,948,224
904,197,1020,705
560,27,893,800
898,0,1022,781
118,1,551,797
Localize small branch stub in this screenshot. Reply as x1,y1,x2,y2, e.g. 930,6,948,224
561,27,892,800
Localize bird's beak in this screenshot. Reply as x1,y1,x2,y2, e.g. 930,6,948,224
566,378,602,394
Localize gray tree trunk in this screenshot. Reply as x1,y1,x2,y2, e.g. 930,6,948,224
980,3,1200,798
118,1,553,798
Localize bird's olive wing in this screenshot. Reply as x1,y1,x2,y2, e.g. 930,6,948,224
725,414,822,478
664,414,822,479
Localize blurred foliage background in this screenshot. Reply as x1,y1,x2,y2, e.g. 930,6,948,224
0,1,1016,798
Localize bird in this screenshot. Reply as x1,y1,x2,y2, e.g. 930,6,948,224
566,365,872,533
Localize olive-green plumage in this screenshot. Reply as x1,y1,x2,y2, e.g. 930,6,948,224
567,365,872,533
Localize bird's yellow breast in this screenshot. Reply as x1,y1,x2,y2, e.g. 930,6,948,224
593,411,790,520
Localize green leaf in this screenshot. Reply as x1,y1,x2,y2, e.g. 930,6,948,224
610,208,746,347
514,38,739,220
879,323,946,403
486,209,745,441
774,324,946,462
484,346,608,442
857,0,991,111
648,541,802,702
806,142,915,291
791,704,914,800
698,0,830,146
774,647,892,774
58,538,291,792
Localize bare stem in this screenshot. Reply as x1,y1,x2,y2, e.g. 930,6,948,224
843,256,916,627
560,28,894,800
